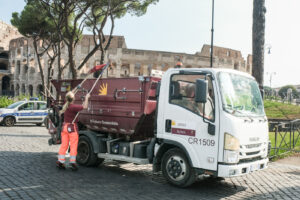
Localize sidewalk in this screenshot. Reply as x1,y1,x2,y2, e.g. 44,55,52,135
275,153,300,166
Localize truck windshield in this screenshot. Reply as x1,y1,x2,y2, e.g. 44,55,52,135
218,72,265,117
6,101,24,109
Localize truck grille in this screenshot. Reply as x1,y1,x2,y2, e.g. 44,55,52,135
246,151,260,156
245,143,261,149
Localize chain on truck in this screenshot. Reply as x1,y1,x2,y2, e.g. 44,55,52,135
46,67,270,187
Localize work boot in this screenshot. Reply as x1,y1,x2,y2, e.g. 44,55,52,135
56,161,66,169
70,163,78,171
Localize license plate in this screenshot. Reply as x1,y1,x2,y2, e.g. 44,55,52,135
250,164,259,172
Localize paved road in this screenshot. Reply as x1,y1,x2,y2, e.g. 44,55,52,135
0,125,300,200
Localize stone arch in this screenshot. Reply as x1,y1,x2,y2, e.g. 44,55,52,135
28,85,33,97
1,76,10,94
21,84,26,94
16,60,21,75
15,84,20,96
37,84,43,96
0,52,8,58
234,62,239,70
120,64,130,77
0,62,7,70
134,63,142,76
108,62,116,77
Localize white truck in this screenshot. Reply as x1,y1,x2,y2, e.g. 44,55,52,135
48,68,269,187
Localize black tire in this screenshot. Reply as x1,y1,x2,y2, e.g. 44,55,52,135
4,116,15,127
36,123,42,126
77,136,104,167
161,148,197,187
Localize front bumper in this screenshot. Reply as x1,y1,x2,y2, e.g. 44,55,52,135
0,117,3,123
218,158,268,177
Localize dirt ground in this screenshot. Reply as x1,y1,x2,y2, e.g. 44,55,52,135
275,153,300,166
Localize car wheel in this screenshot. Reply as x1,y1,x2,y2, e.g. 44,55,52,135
161,148,197,187
4,117,15,127
77,136,104,167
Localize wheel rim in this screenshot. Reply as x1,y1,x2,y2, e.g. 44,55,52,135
5,118,14,126
166,155,187,181
77,140,90,164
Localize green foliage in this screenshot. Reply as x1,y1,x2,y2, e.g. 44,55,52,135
264,100,300,119
11,1,55,39
278,85,299,99
0,95,44,108
0,96,14,108
269,132,300,159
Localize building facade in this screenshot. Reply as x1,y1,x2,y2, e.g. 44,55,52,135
8,35,252,97
0,20,22,96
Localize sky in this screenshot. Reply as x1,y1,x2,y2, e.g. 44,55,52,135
0,0,299,88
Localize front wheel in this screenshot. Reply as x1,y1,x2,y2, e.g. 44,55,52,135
77,136,104,167
4,117,15,127
161,148,197,187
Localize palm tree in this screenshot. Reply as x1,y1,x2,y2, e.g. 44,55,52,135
252,0,267,89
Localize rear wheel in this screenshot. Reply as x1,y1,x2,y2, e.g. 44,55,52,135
4,117,15,127
161,148,197,187
77,136,104,167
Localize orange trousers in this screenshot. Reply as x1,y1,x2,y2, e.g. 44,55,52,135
58,123,79,164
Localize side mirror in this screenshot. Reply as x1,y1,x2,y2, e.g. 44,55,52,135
195,79,208,103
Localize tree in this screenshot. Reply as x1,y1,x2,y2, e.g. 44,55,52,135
39,0,159,79
252,0,266,90
278,85,299,99
11,1,60,97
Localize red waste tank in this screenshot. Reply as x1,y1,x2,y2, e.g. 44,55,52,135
51,76,160,140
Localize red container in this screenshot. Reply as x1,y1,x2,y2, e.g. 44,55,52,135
51,76,160,140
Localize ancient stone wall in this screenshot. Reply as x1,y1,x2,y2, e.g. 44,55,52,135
9,35,252,97
0,20,22,51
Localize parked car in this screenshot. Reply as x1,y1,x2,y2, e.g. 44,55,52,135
0,98,48,126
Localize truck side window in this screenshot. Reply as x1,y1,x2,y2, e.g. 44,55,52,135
170,75,215,121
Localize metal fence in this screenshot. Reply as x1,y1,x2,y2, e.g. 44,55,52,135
269,119,300,159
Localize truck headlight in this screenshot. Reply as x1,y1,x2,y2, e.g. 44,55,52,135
224,150,239,163
224,133,240,151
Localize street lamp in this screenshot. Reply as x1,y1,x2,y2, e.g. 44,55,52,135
266,71,276,89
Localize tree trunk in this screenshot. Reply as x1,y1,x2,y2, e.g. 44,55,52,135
33,38,46,97
252,0,266,89
68,44,78,79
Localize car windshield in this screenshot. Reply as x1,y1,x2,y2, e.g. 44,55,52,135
6,101,24,109
218,72,265,117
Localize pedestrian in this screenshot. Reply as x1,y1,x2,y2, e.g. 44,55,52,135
56,91,90,171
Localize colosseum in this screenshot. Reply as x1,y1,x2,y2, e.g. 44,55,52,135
2,21,253,97
0,20,22,96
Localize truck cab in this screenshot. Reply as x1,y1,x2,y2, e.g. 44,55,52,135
154,68,268,186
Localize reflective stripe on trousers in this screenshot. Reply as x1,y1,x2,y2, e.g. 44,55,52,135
58,123,79,163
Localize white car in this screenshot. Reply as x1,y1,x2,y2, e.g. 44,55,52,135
0,99,48,126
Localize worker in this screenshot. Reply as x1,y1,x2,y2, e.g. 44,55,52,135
56,91,90,171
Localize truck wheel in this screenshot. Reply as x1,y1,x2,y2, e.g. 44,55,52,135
161,148,196,187
77,136,104,167
4,117,15,127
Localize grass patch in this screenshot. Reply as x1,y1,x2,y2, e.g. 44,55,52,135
269,131,300,159
264,100,300,120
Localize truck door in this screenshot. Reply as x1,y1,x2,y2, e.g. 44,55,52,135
161,73,219,171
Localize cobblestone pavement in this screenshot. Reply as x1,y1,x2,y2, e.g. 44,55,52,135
0,125,300,200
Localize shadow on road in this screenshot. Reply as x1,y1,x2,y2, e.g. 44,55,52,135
0,151,248,199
